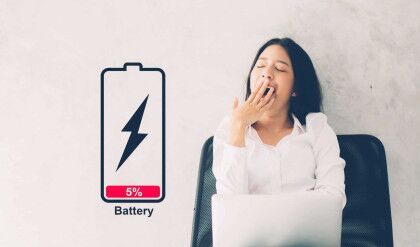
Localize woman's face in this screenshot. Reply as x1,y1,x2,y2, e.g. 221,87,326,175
250,44,294,113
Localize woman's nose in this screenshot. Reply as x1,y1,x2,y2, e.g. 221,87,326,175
261,67,274,80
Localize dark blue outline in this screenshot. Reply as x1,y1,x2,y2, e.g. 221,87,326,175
101,62,166,203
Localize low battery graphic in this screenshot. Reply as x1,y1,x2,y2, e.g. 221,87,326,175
101,62,165,203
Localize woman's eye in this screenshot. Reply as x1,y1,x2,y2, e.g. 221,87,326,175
256,64,285,71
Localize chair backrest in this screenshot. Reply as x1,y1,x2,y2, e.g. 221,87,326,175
191,135,393,247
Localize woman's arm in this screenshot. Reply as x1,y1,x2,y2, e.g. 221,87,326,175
228,120,247,147
212,79,275,194
212,116,249,194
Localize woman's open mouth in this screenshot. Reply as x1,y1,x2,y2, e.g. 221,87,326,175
263,87,275,96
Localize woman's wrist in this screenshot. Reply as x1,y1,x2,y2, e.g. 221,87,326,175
230,118,247,130
228,120,247,147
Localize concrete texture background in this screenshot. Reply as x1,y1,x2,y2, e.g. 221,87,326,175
0,0,418,246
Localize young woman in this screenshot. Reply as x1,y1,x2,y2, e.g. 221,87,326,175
212,37,346,209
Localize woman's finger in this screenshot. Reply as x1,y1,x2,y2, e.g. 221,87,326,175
232,96,239,110
256,87,274,109
251,80,269,105
256,98,268,110
263,87,274,100
260,96,275,111
246,79,265,104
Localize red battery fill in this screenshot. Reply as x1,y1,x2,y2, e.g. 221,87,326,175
106,185,160,198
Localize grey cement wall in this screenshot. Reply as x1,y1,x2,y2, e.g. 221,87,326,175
0,0,418,246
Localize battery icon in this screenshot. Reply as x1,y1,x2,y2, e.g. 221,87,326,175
101,62,165,203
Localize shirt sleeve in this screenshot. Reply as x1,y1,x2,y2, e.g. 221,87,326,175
212,116,249,194
308,113,347,209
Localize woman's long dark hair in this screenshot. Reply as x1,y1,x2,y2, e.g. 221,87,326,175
245,38,323,125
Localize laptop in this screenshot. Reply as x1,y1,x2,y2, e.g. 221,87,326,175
211,191,343,247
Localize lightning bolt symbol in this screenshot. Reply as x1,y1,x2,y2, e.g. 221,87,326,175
116,94,149,171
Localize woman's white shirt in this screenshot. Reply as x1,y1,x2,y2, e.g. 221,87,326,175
212,112,347,209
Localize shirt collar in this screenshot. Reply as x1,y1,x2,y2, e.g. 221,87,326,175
247,113,305,142
291,113,305,135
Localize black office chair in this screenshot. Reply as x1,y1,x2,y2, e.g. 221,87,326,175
191,135,393,247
